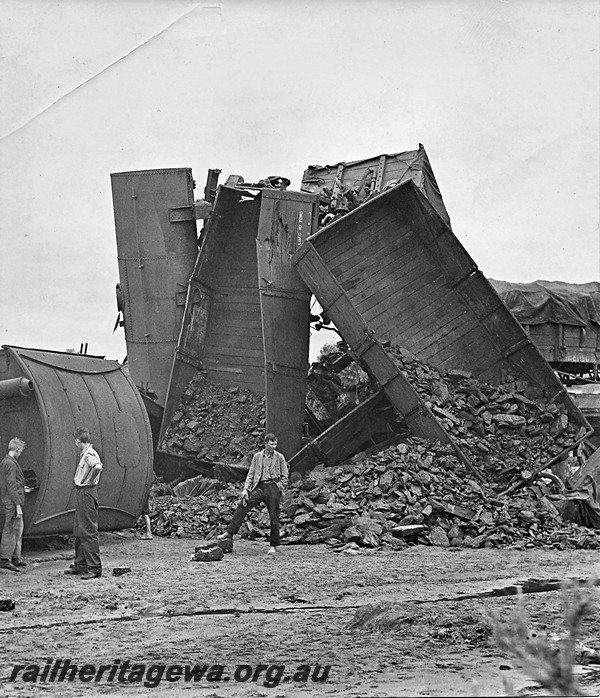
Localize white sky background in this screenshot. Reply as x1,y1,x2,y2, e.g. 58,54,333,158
0,0,598,362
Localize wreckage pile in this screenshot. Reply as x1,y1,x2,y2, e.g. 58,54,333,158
160,372,266,462
150,435,600,550
387,345,585,492
150,346,598,551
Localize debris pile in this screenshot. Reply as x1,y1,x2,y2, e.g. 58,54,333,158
307,351,373,423
150,435,600,551
315,168,376,228
386,344,585,491
152,347,597,552
160,372,266,462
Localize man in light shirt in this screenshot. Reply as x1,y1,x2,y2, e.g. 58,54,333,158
218,433,288,555
64,427,103,579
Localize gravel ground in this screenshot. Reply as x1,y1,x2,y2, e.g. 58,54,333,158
1,532,600,697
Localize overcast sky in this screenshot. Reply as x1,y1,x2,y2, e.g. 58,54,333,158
1,0,598,362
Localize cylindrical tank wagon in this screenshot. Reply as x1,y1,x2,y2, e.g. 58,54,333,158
0,346,154,537
111,168,200,407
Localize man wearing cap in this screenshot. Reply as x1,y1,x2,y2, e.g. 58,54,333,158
64,427,103,579
0,437,27,572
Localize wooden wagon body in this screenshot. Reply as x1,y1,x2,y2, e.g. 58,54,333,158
293,180,590,438
159,184,319,460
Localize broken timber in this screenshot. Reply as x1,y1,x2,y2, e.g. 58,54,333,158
290,390,398,475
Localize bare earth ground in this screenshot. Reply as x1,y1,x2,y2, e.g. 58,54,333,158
1,533,600,697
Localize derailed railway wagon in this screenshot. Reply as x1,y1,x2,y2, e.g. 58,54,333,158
0,346,154,536
301,145,451,229
159,183,320,460
292,179,593,466
111,168,200,407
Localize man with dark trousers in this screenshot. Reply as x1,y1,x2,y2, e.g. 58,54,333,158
0,437,27,572
218,433,288,555
64,427,103,579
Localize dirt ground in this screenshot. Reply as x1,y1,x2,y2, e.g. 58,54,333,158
1,533,600,697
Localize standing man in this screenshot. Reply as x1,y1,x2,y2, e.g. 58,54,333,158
218,434,288,555
0,437,27,572
64,428,103,579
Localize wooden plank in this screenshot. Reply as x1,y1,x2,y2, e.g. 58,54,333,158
326,217,413,276
289,391,395,474
293,244,350,313
401,191,477,286
325,218,413,280
314,205,392,261
203,314,263,329
390,284,471,341
424,324,497,368
207,371,264,394
205,343,264,360
211,286,260,296
205,325,264,340
340,250,420,300
358,266,445,323
204,346,265,361
401,310,477,357
340,241,430,298
358,265,445,321
364,275,449,331
529,325,557,342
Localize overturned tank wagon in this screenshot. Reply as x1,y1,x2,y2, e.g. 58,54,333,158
111,168,200,407
160,182,320,460
0,346,154,536
292,178,593,468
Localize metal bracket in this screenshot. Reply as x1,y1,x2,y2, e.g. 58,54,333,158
355,330,377,357
168,206,194,223
373,155,387,194
320,290,344,316
501,337,531,358
265,361,307,379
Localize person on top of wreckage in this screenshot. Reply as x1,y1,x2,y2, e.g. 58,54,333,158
218,433,288,555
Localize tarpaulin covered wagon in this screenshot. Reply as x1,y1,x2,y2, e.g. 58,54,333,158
490,280,600,380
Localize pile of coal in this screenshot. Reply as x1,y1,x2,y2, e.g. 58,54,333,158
150,348,598,552
277,439,600,551
160,372,266,462
150,435,600,551
386,345,585,491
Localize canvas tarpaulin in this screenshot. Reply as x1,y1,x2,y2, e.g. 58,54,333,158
490,280,600,328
